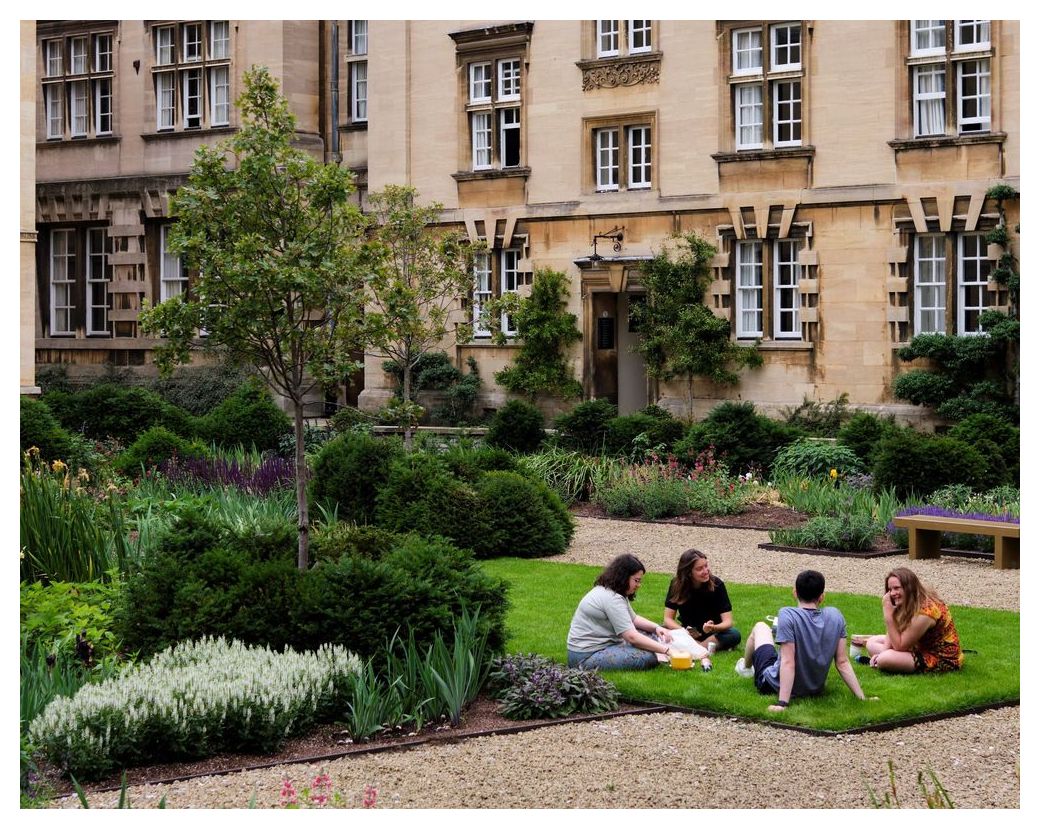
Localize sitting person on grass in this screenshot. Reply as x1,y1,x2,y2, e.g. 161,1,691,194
734,569,871,711
567,553,689,671
662,548,742,652
850,567,963,674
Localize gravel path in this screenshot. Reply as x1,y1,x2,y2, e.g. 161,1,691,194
52,517,1020,809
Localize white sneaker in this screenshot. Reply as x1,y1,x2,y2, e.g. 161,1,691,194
849,644,864,660
734,657,755,678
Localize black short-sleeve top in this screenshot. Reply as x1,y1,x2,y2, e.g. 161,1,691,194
664,577,733,633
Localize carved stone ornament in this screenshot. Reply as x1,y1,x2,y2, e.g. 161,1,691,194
581,58,661,91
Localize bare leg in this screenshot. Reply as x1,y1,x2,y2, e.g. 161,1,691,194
872,649,917,673
865,635,890,656
743,621,775,664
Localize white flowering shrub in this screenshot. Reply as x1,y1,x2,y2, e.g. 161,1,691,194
29,636,362,780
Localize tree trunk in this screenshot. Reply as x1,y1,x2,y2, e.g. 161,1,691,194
293,399,310,570
402,356,414,452
686,375,695,422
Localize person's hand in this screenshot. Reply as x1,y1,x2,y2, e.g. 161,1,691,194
882,591,895,615
702,621,716,634
869,654,881,668
655,627,673,643
851,634,869,647
686,626,702,638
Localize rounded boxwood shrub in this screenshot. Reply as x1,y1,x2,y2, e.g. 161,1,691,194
441,444,518,482
310,432,404,524
473,471,574,558
485,399,545,453
309,521,406,564
674,402,802,476
374,454,487,546
771,438,863,480
553,399,618,453
603,413,685,456
872,430,999,499
20,396,74,462
947,414,1019,485
198,379,291,452
837,412,900,469
114,425,209,476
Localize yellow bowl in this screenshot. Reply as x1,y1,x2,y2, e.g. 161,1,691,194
668,650,692,670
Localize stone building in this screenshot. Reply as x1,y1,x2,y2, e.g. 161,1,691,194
28,20,1020,424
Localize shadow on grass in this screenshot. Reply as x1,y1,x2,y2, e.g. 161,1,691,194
482,558,1019,733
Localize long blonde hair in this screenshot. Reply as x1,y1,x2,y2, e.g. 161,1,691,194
886,567,940,632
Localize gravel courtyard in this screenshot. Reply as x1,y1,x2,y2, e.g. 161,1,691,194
57,517,1020,809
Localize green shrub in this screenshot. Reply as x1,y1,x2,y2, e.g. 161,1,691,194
872,431,998,499
147,363,257,416
440,443,518,482
114,426,209,476
43,384,197,445
473,471,574,558
373,454,487,545
771,439,863,480
771,514,882,552
604,413,685,456
485,399,545,453
684,473,750,516
20,397,75,463
675,402,802,475
948,414,1019,485
553,399,617,453
515,448,626,504
197,379,292,452
597,476,690,520
329,405,376,434
838,412,901,469
310,522,405,563
309,432,404,524
780,393,853,437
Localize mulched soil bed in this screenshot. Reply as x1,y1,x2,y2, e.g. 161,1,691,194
41,696,661,797
570,501,806,530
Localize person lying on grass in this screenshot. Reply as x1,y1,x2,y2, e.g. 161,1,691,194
734,569,872,712
567,553,711,671
662,548,742,652
850,567,963,674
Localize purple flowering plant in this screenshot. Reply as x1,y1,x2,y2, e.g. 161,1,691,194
487,653,618,720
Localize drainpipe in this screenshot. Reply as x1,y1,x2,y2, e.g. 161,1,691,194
330,21,341,163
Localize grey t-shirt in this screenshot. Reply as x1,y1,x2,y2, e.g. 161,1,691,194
567,585,637,653
759,606,847,697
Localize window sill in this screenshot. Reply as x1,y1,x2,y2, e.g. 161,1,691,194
745,339,813,351
460,339,519,348
141,126,237,142
576,52,662,91
339,121,368,132
452,167,531,182
888,132,1006,151
38,134,120,149
712,146,815,163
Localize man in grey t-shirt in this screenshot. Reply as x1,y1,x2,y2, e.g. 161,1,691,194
734,570,870,712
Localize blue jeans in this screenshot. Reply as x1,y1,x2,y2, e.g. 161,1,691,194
704,627,742,651
568,634,664,671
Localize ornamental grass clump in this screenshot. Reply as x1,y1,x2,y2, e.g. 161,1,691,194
29,636,362,781
487,653,618,720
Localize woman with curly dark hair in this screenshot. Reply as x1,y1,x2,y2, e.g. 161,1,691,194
851,567,963,673
566,553,676,670
663,549,741,652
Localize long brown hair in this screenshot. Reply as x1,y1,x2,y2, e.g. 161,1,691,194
667,549,715,605
886,567,940,632
596,553,645,598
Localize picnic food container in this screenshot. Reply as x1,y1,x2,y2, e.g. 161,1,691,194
668,650,692,670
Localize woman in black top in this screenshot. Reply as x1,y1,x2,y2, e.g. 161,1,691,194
662,548,742,651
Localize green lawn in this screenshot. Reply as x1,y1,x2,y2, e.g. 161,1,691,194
482,558,1019,732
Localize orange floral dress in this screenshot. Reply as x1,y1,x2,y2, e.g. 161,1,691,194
913,598,963,672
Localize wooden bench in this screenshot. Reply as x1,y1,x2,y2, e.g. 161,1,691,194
893,514,1020,570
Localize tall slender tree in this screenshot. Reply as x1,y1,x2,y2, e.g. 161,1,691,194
141,66,366,570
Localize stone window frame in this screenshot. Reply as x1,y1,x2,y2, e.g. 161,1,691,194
583,112,657,195
150,20,233,135
40,26,117,142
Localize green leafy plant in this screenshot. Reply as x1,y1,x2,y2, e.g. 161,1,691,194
310,431,404,525
771,514,882,552
675,401,802,476
603,412,684,457
427,608,491,726
771,439,863,480
780,393,853,437
866,760,955,809
516,447,626,503
440,443,517,482
630,233,762,419
485,399,545,453
474,471,574,557
20,396,75,463
114,426,209,477
21,580,122,662
872,430,1004,499
837,411,901,469
197,379,293,453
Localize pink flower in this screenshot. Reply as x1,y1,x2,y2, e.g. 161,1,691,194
363,784,378,809
310,770,332,808
280,777,298,807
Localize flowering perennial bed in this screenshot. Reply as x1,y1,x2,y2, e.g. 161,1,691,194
29,637,361,780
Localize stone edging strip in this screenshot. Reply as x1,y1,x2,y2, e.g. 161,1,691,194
758,542,995,561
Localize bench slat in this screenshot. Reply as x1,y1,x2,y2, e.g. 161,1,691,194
892,515,1019,537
